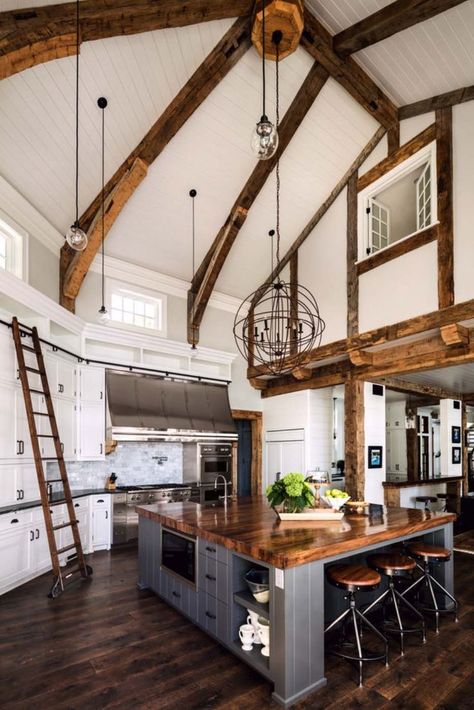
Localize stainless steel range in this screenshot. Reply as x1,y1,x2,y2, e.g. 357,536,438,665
112,484,192,544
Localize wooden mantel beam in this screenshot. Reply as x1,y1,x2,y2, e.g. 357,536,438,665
187,62,329,345
0,0,253,80
300,8,398,129
60,17,251,310
332,0,468,58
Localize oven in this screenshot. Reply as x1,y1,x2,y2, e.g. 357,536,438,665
161,528,196,586
189,482,232,505
199,443,232,485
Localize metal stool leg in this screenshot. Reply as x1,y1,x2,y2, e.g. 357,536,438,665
430,575,459,622
355,608,389,669
393,587,426,644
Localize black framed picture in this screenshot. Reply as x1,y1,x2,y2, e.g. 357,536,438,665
451,426,461,444
368,445,383,469
452,447,461,465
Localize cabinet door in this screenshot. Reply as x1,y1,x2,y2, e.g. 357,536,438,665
18,464,40,503
57,360,76,399
57,399,76,459
265,441,282,487
44,354,58,395
0,383,16,459
281,440,305,476
0,466,18,506
79,367,105,403
32,519,51,573
72,498,90,553
0,330,16,385
92,504,111,549
15,391,40,460
79,402,104,459
0,525,31,593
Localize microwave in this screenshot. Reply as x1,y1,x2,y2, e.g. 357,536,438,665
161,528,196,587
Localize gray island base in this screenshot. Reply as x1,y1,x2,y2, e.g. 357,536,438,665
136,500,455,707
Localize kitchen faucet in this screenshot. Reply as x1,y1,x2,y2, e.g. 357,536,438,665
214,474,229,506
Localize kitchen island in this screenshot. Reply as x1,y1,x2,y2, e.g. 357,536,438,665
136,497,456,708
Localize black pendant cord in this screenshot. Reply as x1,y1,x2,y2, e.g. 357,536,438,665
74,0,80,227
262,0,266,118
275,39,281,267
189,188,197,349
101,103,105,309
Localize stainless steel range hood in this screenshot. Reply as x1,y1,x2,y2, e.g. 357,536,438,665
107,370,237,442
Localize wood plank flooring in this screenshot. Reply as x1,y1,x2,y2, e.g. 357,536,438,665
0,547,473,709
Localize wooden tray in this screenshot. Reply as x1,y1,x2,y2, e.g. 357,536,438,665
276,509,344,521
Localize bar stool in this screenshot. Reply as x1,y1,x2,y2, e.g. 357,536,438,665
362,554,426,655
415,496,438,511
325,564,389,687
402,542,459,633
436,493,457,512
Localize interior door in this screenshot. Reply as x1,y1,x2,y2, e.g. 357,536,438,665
236,419,252,497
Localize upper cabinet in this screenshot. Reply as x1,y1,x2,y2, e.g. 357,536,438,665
77,366,105,461
79,367,105,403
44,354,77,400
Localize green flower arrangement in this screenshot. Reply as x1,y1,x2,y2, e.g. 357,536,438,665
266,473,315,514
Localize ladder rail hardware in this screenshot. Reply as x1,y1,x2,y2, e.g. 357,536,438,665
11,317,92,598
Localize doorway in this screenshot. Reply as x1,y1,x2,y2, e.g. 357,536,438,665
231,410,263,497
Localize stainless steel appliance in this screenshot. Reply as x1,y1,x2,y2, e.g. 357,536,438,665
188,481,233,505
161,528,196,586
112,484,192,544
183,442,233,484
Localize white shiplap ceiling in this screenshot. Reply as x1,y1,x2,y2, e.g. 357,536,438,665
0,2,473,300
403,364,474,395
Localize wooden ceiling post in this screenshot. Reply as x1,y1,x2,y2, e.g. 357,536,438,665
436,106,454,309
344,377,365,501
332,0,468,58
187,61,329,345
406,402,418,483
347,172,359,338
60,17,252,311
387,122,400,155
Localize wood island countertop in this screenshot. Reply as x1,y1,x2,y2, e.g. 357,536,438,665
383,476,463,489
136,496,455,569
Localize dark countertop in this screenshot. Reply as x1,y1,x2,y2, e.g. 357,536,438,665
383,476,463,489
0,488,113,516
136,496,455,569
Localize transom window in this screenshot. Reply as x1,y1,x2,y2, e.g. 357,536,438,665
0,233,6,271
110,290,161,331
0,215,26,279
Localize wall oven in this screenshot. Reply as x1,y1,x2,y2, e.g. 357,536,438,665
199,443,232,484
161,528,196,586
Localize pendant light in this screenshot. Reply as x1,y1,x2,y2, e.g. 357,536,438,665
251,0,278,160
234,34,325,375
65,0,88,252
189,189,198,358
97,97,109,325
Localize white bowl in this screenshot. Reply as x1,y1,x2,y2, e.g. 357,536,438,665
322,495,350,511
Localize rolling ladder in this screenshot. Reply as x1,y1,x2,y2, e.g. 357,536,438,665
11,317,92,598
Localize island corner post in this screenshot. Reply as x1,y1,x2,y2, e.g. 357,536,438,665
136,498,455,708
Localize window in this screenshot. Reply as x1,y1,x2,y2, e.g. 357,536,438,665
358,142,437,261
0,215,26,278
109,285,164,333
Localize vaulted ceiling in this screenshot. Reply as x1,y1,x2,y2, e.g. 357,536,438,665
1,0,473,310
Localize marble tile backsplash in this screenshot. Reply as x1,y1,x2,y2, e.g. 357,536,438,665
50,442,184,490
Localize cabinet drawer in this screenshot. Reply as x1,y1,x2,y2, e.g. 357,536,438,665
91,495,109,507
198,591,228,643
0,509,33,531
198,538,229,565
198,554,228,603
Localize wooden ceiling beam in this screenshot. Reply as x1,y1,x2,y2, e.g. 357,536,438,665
60,17,251,310
332,0,468,58
0,0,253,80
399,84,474,119
187,61,329,345
300,8,398,129
440,323,471,346
375,375,462,401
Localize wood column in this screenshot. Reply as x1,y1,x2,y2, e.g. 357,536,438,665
436,106,454,309
344,377,365,500
462,402,468,496
347,172,359,337
387,122,400,155
231,410,263,497
406,404,418,483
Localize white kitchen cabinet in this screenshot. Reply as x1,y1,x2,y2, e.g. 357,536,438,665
0,382,16,459
265,430,305,488
0,524,31,595
56,399,76,459
17,464,40,503
79,367,105,403
0,466,17,507
78,402,104,460
45,355,77,399
0,465,39,507
91,495,111,551
15,390,41,460
0,329,16,385
31,517,52,573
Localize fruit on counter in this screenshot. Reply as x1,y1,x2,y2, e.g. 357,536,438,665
325,489,349,498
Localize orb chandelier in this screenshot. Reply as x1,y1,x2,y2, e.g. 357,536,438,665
65,0,88,252
234,35,325,376
251,0,278,160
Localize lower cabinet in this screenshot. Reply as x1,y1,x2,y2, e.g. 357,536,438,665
91,495,112,551
0,464,40,508
198,590,229,642
160,569,198,621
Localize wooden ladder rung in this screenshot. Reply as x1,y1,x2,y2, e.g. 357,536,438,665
29,388,45,395
41,456,59,461
25,366,42,374
32,411,52,417
57,543,77,555
49,499,66,507
37,434,58,438
21,344,36,353
47,478,64,483
53,520,78,531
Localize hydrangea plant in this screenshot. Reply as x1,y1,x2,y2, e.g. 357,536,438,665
266,472,315,513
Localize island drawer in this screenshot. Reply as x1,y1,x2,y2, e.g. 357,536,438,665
198,538,229,565
159,569,198,621
198,591,228,642
198,554,228,603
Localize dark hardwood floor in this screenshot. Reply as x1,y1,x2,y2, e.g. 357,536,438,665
0,547,473,710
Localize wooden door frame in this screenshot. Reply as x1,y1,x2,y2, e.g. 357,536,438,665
231,410,263,497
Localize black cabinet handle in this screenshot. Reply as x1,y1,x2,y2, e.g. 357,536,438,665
100,443,103,455
205,574,216,581
20,441,24,455
100,391,103,400
35,529,40,539
29,530,34,541
205,611,216,619
20,489,24,500
205,546,216,553
74,503,80,508
10,518,19,524
97,499,104,503
16,489,20,501
105,510,108,519
172,591,181,598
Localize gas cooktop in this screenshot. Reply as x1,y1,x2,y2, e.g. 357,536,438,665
116,484,190,491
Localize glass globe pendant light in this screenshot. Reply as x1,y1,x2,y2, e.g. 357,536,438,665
97,97,110,325
66,0,88,251
251,0,278,160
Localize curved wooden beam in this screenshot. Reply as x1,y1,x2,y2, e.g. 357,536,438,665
187,61,329,346
0,0,253,80
60,17,251,310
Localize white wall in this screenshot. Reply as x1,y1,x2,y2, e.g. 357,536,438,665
364,382,386,505
440,398,462,476
453,102,474,304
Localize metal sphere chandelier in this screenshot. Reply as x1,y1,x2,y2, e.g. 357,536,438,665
234,31,325,376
